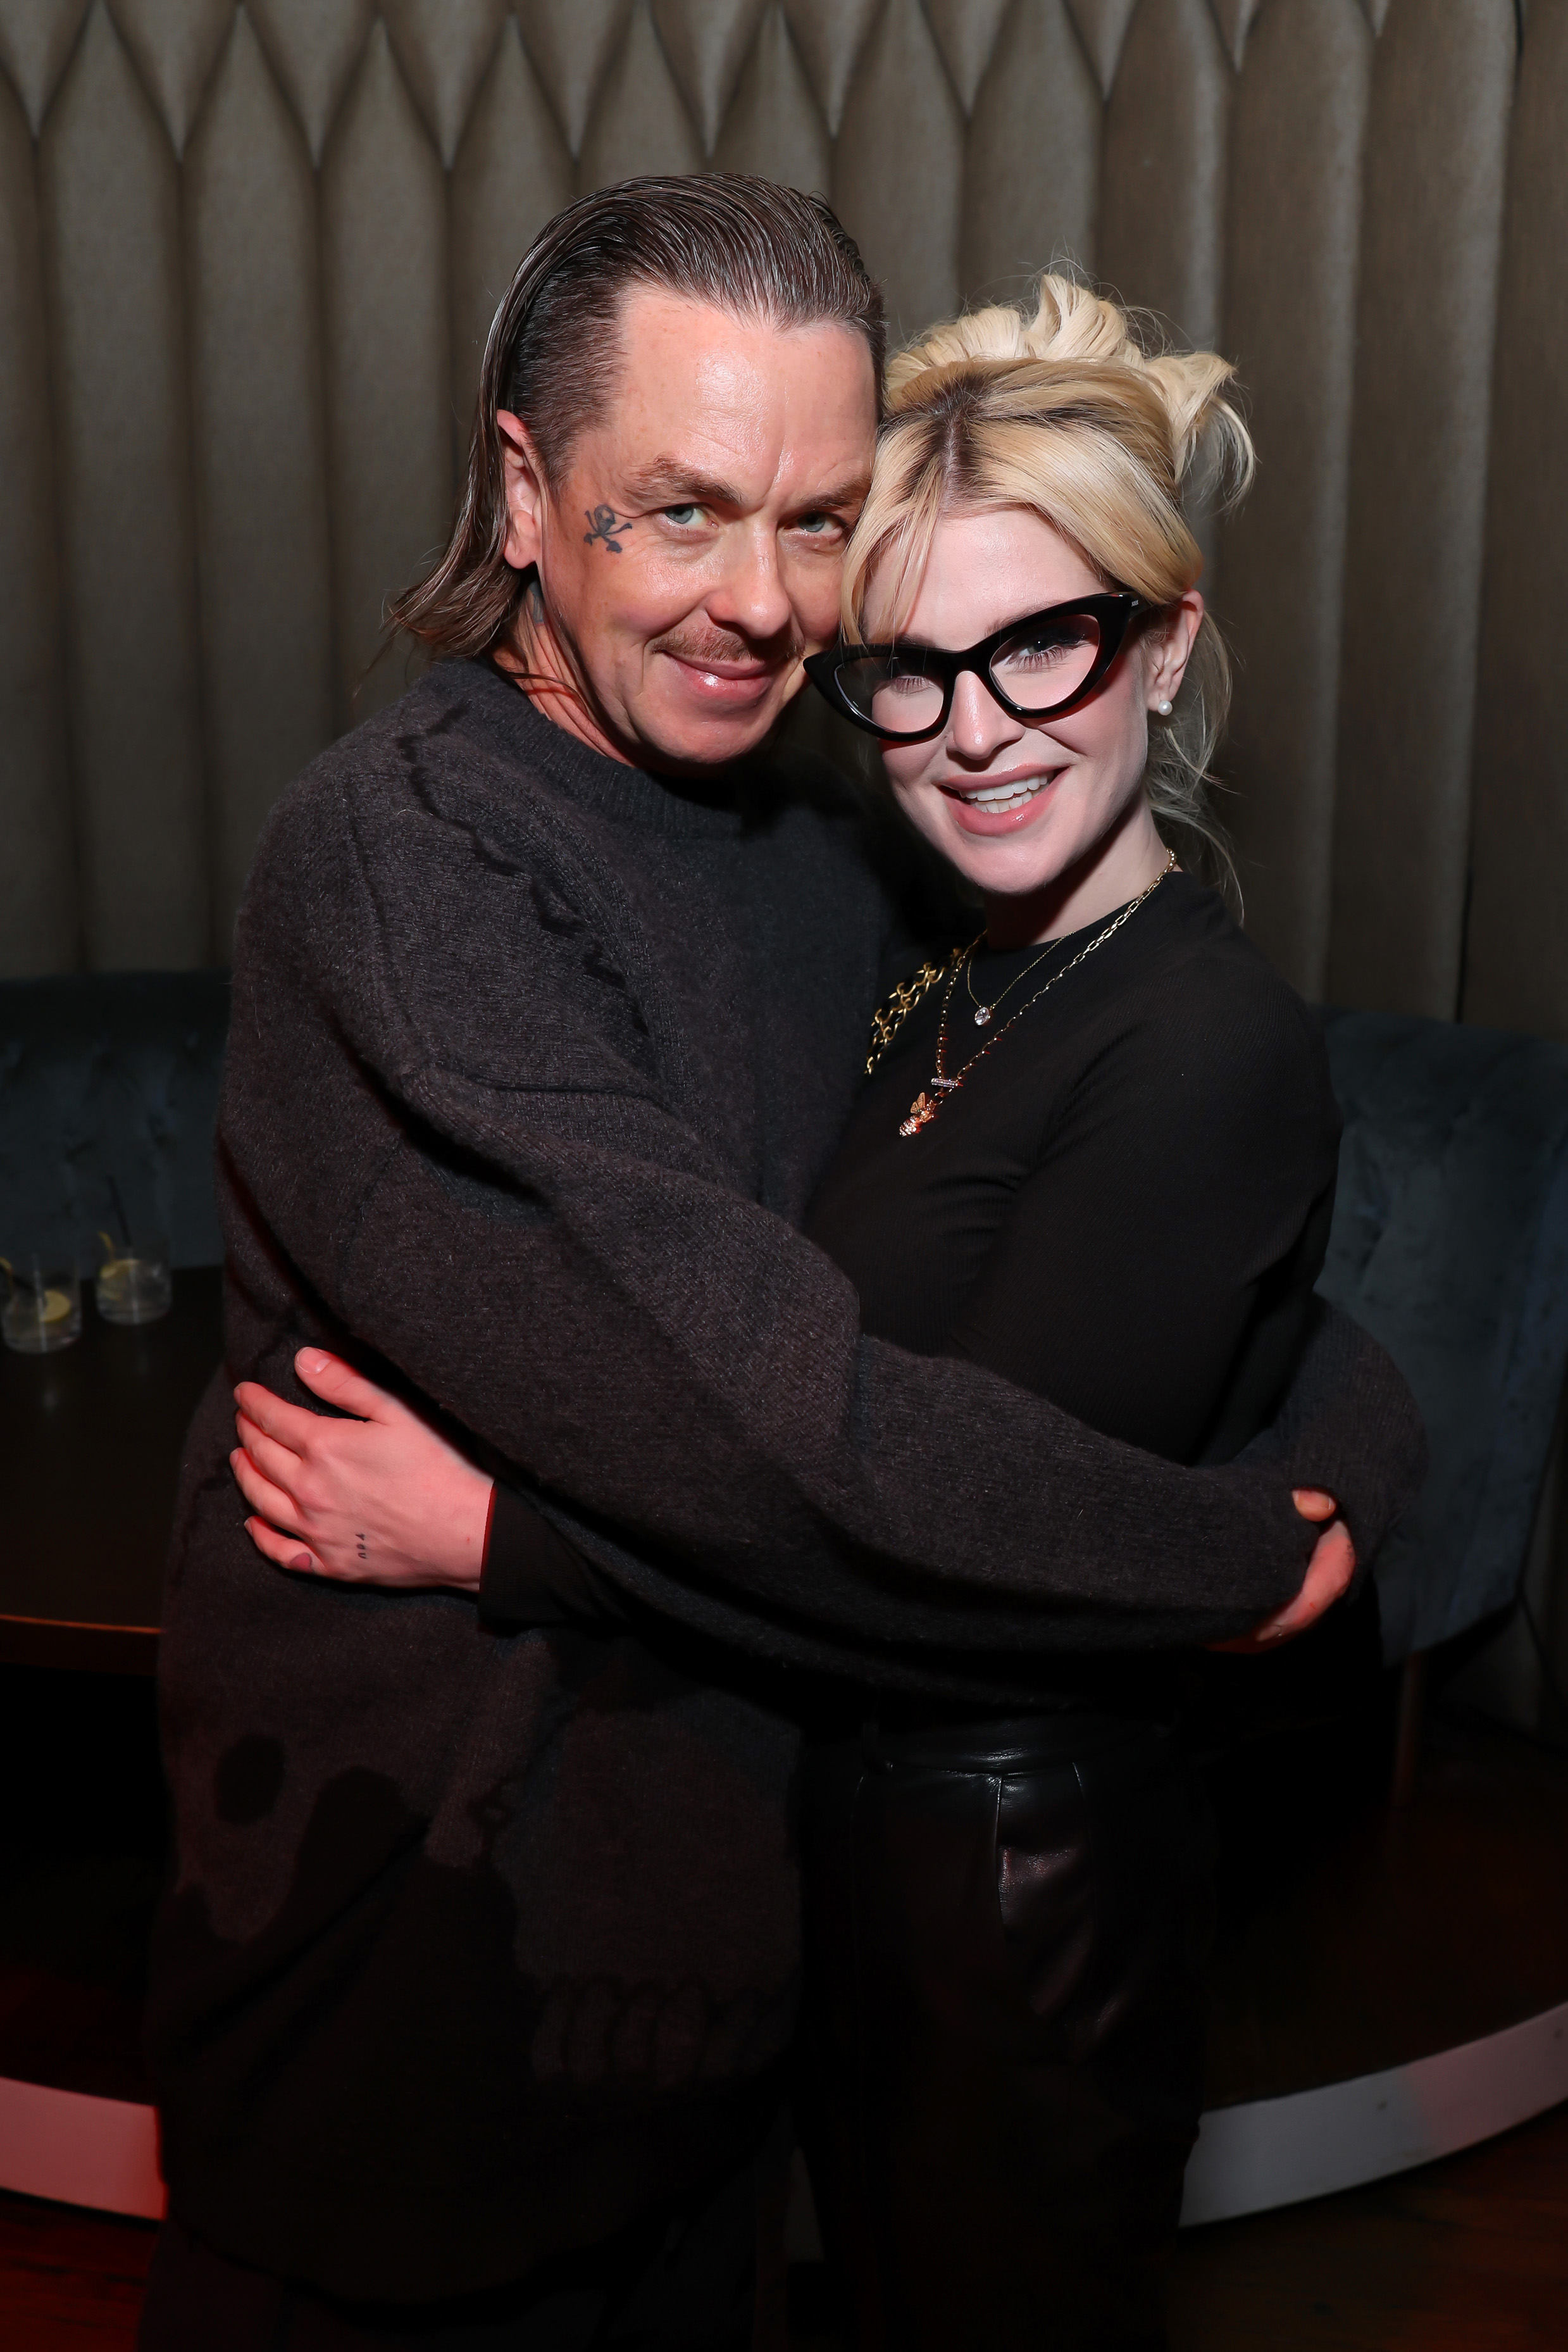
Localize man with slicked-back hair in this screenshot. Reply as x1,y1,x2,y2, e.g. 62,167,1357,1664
139,178,1420,2349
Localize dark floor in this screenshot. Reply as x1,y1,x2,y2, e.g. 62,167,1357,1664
1166,2094,1568,2351
0,2188,155,2349
788,2099,1568,2349
4,2097,1565,2347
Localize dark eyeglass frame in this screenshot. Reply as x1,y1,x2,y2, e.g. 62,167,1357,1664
803,592,1145,745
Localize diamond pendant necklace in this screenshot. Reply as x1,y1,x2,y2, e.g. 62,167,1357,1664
897,853,1176,1139
965,936,1057,1027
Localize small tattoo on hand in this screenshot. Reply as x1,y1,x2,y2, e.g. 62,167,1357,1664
583,504,631,552
356,1533,368,1560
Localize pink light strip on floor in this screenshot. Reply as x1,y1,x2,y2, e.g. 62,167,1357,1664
0,2076,165,2219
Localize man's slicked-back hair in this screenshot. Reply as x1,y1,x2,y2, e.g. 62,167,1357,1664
391,174,885,663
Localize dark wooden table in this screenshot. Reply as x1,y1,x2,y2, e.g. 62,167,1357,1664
0,1267,223,1675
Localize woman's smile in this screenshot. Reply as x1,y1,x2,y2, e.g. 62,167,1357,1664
939,765,1065,832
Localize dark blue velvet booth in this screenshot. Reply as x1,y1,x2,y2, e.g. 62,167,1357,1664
0,973,228,1272
1319,1013,1568,1661
4,973,1567,1665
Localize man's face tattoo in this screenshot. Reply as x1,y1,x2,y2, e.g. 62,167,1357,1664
583,504,632,553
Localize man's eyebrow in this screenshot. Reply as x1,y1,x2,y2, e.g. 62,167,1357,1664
619,461,871,513
621,460,745,508
790,473,872,513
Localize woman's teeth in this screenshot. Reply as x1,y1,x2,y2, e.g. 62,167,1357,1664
964,776,1047,813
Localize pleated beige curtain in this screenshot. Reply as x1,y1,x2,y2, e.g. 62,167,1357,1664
1,0,1561,1039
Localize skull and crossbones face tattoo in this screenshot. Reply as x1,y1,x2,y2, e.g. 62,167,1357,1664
583,504,633,553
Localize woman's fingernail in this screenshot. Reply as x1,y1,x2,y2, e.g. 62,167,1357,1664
290,1552,314,1572
297,1348,328,1374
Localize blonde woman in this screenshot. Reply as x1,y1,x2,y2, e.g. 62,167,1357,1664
228,277,1399,2346
789,281,1337,2349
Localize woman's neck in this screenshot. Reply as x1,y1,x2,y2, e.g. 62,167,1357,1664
982,802,1170,948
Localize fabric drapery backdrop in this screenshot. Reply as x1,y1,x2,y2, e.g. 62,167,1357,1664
0,0,1560,1037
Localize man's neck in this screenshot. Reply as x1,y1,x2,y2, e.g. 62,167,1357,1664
494,609,633,768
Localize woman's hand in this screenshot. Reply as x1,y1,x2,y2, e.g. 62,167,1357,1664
231,1351,494,1591
1207,1488,1354,1653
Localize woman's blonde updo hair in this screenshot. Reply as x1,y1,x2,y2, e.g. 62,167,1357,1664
842,273,1255,887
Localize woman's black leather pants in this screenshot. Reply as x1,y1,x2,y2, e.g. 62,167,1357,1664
795,1713,1215,2351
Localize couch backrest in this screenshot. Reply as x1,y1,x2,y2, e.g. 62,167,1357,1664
0,972,229,1270
1319,1010,1568,1660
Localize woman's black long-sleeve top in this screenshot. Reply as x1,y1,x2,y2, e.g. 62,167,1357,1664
807,868,1340,1472
799,866,1343,1715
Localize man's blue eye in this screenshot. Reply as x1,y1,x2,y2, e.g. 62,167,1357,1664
664,504,700,525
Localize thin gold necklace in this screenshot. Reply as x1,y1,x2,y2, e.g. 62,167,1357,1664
965,937,1057,1028
895,852,1176,1139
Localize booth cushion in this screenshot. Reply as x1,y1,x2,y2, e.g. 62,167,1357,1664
1319,1010,1568,1661
0,972,229,1271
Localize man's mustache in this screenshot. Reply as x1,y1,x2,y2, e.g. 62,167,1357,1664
652,622,803,672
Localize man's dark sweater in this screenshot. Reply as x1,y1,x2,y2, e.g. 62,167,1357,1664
151,660,1423,2301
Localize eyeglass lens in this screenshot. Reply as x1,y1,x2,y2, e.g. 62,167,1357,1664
838,611,1107,738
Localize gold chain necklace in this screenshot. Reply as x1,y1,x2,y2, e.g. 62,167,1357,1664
864,948,968,1076
892,852,1176,1139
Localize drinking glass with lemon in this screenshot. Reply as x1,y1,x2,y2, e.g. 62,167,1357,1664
1,1257,83,1353
94,1231,172,1327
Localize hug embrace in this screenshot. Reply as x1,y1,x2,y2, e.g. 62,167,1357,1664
140,177,1424,2352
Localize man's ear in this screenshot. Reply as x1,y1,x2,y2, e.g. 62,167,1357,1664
497,410,547,571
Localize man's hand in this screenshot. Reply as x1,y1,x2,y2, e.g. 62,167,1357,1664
1207,1489,1355,1653
231,1351,494,1591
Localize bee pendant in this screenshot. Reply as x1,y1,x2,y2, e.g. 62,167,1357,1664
898,1076,959,1138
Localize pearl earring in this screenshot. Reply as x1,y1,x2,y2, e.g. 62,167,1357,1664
1156,698,1173,716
